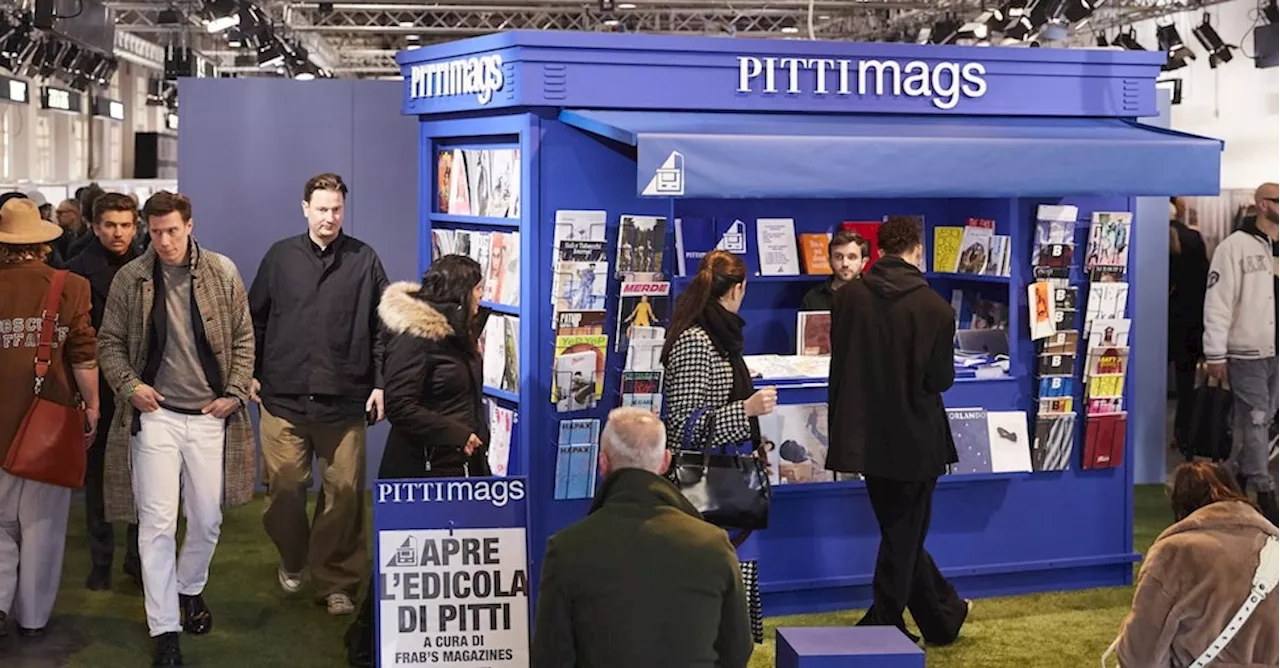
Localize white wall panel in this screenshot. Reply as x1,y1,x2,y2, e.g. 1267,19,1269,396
1126,0,1280,189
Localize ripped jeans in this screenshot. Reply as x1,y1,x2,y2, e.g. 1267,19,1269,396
1228,357,1279,493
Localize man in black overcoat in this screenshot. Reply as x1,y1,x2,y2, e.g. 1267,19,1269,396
826,218,970,645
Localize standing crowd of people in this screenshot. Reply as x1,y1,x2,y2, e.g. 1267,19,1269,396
0,178,1276,668
0,175,403,667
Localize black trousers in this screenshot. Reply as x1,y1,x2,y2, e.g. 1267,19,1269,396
1171,357,1198,454
857,475,968,644
86,425,140,570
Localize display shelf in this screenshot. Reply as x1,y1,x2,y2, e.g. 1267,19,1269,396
926,271,1013,284
672,274,828,284
427,213,521,229
758,376,1018,389
772,470,1032,497
483,385,519,403
481,300,519,316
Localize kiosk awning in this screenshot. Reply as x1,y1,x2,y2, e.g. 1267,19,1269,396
558,109,1222,199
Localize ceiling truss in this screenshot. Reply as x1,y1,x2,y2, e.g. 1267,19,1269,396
97,0,1244,77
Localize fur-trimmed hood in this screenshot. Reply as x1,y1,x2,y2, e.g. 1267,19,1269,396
378,281,455,341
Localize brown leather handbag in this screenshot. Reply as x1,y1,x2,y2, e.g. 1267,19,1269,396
3,270,88,489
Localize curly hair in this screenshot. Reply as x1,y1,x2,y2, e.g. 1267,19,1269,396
878,218,923,257
0,243,52,265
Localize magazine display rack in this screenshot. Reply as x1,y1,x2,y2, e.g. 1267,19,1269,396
398,31,1221,616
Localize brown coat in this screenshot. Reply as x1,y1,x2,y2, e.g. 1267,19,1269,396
0,261,96,462
1115,500,1279,668
96,241,256,523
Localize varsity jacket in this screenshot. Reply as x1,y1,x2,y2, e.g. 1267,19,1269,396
1203,227,1277,362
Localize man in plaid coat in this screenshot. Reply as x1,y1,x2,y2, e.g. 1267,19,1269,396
97,191,255,666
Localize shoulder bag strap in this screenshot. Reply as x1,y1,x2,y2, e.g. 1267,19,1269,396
1188,535,1279,668
1102,535,1280,668
682,407,709,451
32,270,69,396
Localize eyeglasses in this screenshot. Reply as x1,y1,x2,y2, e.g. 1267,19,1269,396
1266,197,1279,204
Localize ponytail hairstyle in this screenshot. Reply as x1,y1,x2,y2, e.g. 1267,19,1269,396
661,249,747,364
417,254,484,345
1168,461,1252,522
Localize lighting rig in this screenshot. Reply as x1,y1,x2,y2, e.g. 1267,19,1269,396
1102,11,1237,71
0,9,118,91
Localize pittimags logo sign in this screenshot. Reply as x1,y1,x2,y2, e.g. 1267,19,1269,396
736,56,988,110
409,54,504,105
377,479,526,508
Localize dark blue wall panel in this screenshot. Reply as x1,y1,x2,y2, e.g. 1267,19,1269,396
177,77,419,484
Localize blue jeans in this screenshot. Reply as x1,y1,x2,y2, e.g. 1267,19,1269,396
1227,357,1278,493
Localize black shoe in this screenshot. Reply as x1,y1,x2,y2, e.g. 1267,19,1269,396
344,621,373,667
86,565,112,591
1258,491,1279,527
178,594,212,636
16,625,44,638
924,599,973,647
123,559,143,588
153,632,183,666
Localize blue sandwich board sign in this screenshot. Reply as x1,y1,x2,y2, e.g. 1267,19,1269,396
373,477,531,667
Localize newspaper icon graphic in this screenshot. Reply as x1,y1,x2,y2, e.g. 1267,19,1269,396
642,151,685,196
387,536,418,567
716,219,748,254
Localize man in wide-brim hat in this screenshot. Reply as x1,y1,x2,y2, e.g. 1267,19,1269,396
0,195,100,638
0,194,64,247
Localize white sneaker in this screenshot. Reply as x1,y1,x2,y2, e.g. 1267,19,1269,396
278,565,303,594
327,592,355,616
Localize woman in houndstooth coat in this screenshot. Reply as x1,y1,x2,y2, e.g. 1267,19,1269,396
660,249,777,644
661,250,777,456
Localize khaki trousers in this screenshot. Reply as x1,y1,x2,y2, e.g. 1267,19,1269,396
260,406,367,598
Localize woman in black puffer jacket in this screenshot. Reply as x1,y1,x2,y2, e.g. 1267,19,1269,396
344,253,491,666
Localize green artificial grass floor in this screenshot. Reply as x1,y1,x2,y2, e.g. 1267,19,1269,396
13,485,1171,667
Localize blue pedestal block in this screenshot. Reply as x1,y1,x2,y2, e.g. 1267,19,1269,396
776,627,926,668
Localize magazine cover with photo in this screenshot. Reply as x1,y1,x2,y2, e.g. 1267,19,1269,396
554,351,598,412
437,150,453,213
796,311,831,356
616,215,667,281
553,241,609,312
1086,212,1131,269
757,404,831,485
553,210,607,246
616,283,670,353
554,335,608,405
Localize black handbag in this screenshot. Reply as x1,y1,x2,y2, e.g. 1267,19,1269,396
668,407,771,531
1186,369,1233,462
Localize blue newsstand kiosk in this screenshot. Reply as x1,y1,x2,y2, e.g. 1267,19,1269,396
387,29,1221,645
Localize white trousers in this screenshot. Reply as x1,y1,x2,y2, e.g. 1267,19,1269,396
131,408,226,637
0,469,71,630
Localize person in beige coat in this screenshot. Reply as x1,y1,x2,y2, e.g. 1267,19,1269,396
96,191,255,666
1110,461,1278,668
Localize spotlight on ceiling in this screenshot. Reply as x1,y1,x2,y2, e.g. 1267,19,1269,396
202,0,240,33
1157,21,1196,70
1112,27,1145,50
1001,1,1036,40
1062,0,1105,25
1156,77,1182,104
1192,13,1234,67
928,16,963,44
256,36,288,68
